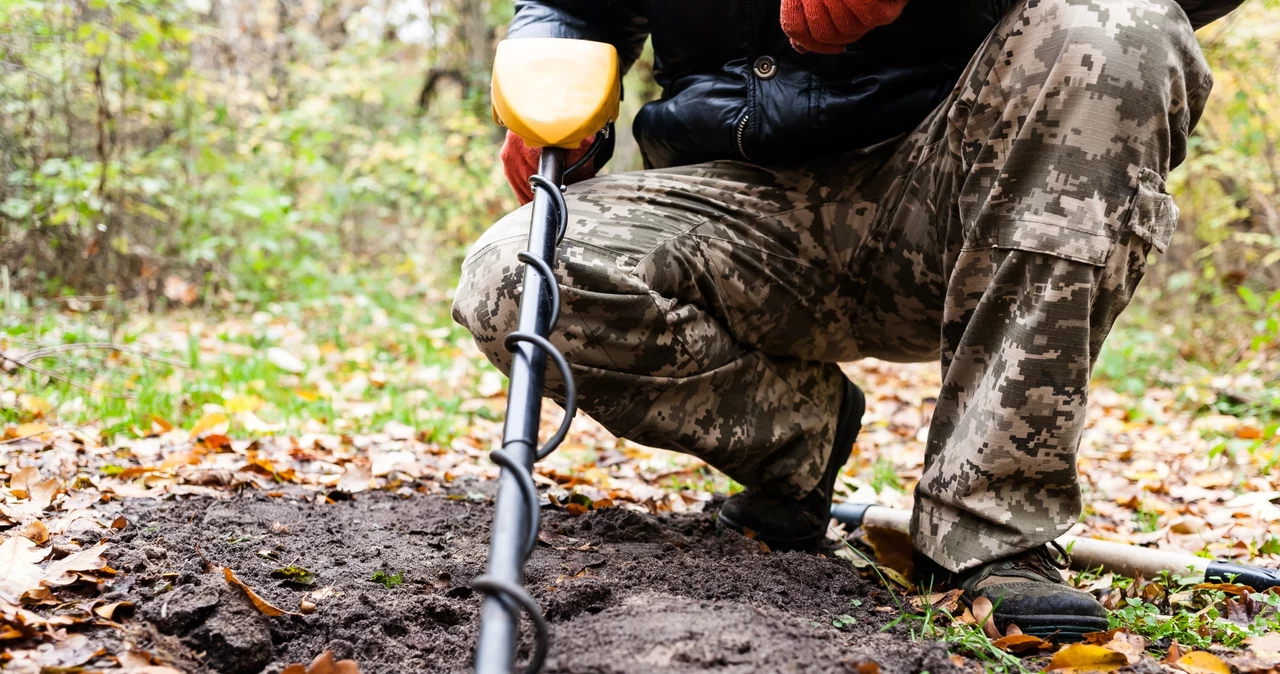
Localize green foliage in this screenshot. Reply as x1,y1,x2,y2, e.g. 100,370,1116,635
870,458,904,494
1134,506,1161,534
370,569,404,589
3,0,1276,320
1,0,510,303
1108,588,1280,650
1167,4,1280,288
1093,4,1280,406
273,565,316,586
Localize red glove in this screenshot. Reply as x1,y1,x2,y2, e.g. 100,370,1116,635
780,0,909,54
500,131,598,205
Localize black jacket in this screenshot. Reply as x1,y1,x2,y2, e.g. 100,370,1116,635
508,0,1244,170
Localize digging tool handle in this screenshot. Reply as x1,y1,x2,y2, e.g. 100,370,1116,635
830,503,1280,591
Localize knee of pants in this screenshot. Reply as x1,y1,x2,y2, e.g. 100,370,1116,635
1023,0,1213,123
451,211,531,374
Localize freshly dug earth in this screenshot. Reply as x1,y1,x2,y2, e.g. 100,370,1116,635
107,489,960,674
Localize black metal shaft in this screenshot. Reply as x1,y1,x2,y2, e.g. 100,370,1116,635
474,147,566,674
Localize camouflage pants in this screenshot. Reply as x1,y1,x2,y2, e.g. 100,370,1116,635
454,0,1212,570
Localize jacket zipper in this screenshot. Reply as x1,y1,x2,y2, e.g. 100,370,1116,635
735,111,752,161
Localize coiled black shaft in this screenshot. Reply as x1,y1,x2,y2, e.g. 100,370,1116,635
474,129,607,674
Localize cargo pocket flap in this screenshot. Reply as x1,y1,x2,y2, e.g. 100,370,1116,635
1127,168,1179,254
964,216,1113,266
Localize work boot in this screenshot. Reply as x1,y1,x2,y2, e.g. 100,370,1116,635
717,378,864,551
915,544,1109,642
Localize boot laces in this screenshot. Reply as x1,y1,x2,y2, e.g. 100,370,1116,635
1021,541,1071,576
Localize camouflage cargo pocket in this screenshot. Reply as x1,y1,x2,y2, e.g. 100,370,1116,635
963,168,1179,266
963,198,1115,267
1125,168,1179,255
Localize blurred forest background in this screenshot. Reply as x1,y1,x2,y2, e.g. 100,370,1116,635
1,0,1278,432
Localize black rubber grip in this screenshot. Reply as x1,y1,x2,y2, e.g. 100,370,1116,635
829,502,874,528
1206,561,1280,591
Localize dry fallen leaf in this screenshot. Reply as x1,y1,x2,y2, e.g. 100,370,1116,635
875,565,915,592
10,422,51,440
41,542,109,587
970,596,1002,640
18,394,53,418
189,413,230,440
309,586,337,602
1194,582,1254,596
1101,631,1147,664
222,567,297,617
0,535,49,602
992,634,1052,654
3,468,60,521
864,525,914,580
282,650,359,674
94,600,134,620
267,347,307,374
1174,651,1232,674
1244,632,1280,664
336,464,372,494
1046,644,1128,673
954,606,977,625
10,467,41,497
908,589,964,614
37,633,103,669
18,521,49,544
116,648,184,674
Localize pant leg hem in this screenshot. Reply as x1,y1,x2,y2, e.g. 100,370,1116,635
911,496,1068,573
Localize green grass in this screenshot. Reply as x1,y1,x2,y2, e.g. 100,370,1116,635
2,278,490,443
1134,506,1161,534
869,458,904,494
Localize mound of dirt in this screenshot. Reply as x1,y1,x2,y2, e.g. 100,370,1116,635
106,490,958,674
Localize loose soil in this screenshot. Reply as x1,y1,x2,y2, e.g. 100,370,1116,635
105,487,960,674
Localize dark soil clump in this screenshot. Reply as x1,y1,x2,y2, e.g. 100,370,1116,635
108,491,958,674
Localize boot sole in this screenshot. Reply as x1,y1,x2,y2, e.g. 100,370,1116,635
998,614,1110,643
958,592,1110,644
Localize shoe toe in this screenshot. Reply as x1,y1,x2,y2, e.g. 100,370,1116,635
718,493,825,549
982,583,1109,640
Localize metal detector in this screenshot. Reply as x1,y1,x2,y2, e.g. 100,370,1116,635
472,38,621,674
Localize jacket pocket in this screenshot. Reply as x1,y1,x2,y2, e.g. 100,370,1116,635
1126,168,1179,254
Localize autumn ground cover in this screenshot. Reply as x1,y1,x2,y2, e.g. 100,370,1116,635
3,276,1280,673
3,1,1280,671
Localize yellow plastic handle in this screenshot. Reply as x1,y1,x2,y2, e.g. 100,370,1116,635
491,38,621,149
